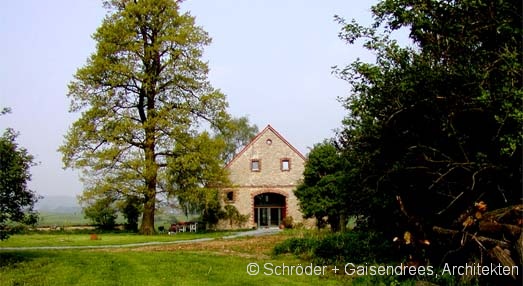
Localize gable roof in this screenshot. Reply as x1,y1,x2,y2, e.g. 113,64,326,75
225,124,306,168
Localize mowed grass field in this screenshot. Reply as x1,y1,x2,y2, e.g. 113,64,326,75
0,250,343,286
0,232,350,286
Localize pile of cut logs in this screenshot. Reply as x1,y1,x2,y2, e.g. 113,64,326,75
433,204,522,282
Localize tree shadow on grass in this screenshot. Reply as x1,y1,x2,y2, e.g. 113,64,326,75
0,251,57,268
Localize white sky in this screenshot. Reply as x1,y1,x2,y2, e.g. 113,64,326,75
0,0,379,197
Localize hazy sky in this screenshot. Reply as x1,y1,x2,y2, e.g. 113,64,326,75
0,0,379,197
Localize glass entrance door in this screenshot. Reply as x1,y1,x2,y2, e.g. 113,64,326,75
253,193,286,228
255,207,282,227
258,208,268,227
270,208,282,226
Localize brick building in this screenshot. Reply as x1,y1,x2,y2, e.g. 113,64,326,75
220,125,306,228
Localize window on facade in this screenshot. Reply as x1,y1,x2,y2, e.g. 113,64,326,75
281,159,290,171
251,159,260,172
226,191,234,202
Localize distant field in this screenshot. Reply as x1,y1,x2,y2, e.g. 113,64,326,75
37,212,93,227
37,211,198,228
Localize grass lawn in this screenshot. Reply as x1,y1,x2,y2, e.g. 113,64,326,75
0,250,347,286
0,231,353,286
0,232,235,248
0,231,418,285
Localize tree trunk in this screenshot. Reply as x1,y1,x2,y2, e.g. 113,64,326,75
140,192,156,235
139,160,157,234
139,118,158,235
339,214,347,232
139,173,157,234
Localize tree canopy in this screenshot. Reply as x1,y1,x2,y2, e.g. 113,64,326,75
0,109,38,240
167,131,229,225
295,141,347,231
82,193,118,230
59,0,232,234
332,0,521,265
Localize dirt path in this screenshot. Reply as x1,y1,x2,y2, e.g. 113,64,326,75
100,229,288,259
0,228,282,251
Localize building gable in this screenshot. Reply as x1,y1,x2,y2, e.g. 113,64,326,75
226,125,305,187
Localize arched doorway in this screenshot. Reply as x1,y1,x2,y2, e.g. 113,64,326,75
254,193,285,227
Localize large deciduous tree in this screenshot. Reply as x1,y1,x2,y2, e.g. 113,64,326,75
82,193,118,230
336,0,521,265
166,118,258,228
295,141,347,231
167,131,230,228
60,0,230,234
216,117,258,164
0,108,39,240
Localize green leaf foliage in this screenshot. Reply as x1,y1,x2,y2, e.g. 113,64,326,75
167,132,230,228
222,205,249,228
295,141,347,231
0,125,38,240
82,194,118,230
335,0,522,265
273,231,394,265
120,195,142,232
59,0,232,234
214,116,258,164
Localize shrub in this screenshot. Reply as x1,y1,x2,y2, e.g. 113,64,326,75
314,231,395,264
121,196,141,232
6,223,31,235
273,236,318,258
273,231,395,264
83,197,118,230
281,216,293,229
222,205,249,228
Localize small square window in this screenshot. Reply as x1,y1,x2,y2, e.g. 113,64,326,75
281,159,290,171
226,191,234,202
251,159,260,172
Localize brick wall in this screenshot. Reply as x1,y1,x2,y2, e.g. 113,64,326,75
227,128,305,186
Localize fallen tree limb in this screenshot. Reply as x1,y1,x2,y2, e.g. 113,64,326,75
432,226,511,249
517,232,523,269
488,246,517,280
479,221,522,238
482,204,523,223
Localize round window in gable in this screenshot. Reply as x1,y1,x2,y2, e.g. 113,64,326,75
266,139,272,145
